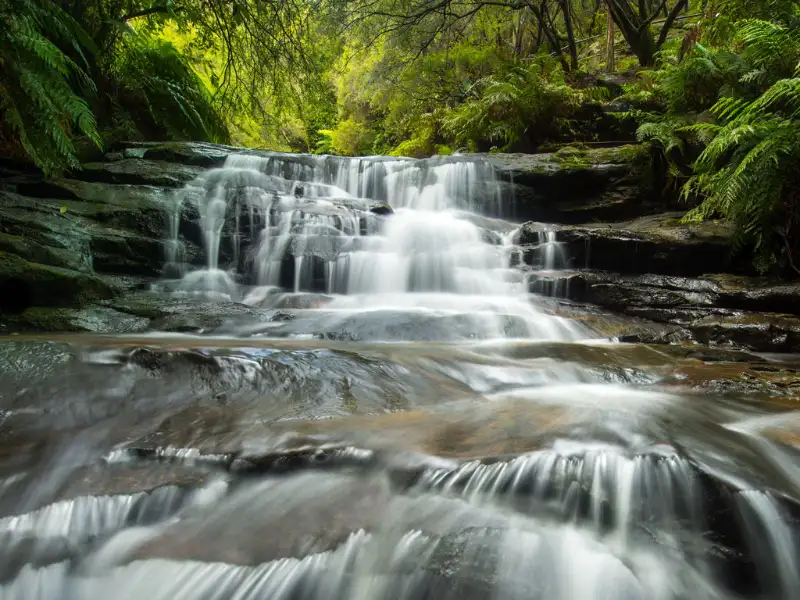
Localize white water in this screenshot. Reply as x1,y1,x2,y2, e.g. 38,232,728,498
170,153,585,341
3,148,799,600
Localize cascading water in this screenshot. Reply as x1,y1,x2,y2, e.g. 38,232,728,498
1,145,799,600
169,152,583,341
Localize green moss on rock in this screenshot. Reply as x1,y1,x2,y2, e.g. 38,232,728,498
0,251,118,308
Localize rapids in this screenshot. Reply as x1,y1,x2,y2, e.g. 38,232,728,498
0,151,798,600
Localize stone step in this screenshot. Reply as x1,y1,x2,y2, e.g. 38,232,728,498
515,213,743,277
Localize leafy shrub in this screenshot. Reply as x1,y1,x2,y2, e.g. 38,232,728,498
327,118,375,156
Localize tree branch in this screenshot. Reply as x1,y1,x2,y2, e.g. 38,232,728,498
639,0,669,30
121,4,183,21
656,0,686,48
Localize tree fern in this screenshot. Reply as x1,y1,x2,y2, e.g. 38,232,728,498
0,0,100,174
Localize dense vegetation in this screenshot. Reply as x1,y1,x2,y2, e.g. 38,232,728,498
1,0,798,272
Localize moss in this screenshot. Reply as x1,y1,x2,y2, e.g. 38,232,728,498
0,233,89,272
0,251,118,309
551,143,650,167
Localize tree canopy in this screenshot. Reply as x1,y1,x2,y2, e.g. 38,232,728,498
1,0,800,272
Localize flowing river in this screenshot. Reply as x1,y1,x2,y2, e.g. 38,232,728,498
0,152,798,599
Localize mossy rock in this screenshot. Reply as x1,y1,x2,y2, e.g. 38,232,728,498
0,251,119,312
0,232,89,273
551,143,650,167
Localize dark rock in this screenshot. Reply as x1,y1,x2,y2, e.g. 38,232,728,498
1,306,150,333
142,143,232,168
624,307,800,353
517,213,739,276
103,291,272,332
369,203,394,216
0,251,117,311
0,232,88,273
73,159,204,187
0,184,199,281
536,268,800,351
481,145,666,223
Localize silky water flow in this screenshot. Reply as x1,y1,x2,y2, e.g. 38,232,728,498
0,150,798,600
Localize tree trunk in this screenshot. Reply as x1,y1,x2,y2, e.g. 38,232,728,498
559,0,579,71
606,7,615,72
606,0,657,66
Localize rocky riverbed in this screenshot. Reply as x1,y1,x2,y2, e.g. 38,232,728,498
0,141,796,353
0,145,798,600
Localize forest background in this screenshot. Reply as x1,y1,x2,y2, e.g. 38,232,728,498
1,0,799,272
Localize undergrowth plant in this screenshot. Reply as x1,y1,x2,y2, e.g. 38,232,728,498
0,0,101,174
442,62,583,151
640,16,800,273
112,30,229,143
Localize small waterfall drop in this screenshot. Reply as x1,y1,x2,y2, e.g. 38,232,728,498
169,153,585,341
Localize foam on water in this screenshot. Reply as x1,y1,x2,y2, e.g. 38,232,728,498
169,153,587,341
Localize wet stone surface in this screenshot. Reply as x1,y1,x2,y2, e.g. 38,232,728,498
0,145,799,600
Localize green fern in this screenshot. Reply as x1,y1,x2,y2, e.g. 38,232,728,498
0,0,101,174
112,32,228,143
637,10,800,272
680,18,800,272
442,62,583,150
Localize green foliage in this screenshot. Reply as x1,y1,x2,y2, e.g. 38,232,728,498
112,31,228,143
0,0,101,174
326,118,376,156
442,62,582,151
682,19,800,272
642,15,800,272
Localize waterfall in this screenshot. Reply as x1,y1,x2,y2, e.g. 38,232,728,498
524,225,574,298
168,152,586,341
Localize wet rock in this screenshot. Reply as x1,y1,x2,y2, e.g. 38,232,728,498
1,306,150,334
103,292,271,332
0,186,195,282
0,251,117,312
0,534,83,584
131,473,390,565
142,143,232,168
686,311,800,353
517,214,739,276
5,178,177,240
73,159,204,188
0,341,74,390
483,145,664,223
0,232,88,273
369,202,394,216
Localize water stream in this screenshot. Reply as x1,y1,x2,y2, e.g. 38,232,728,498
0,151,798,599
